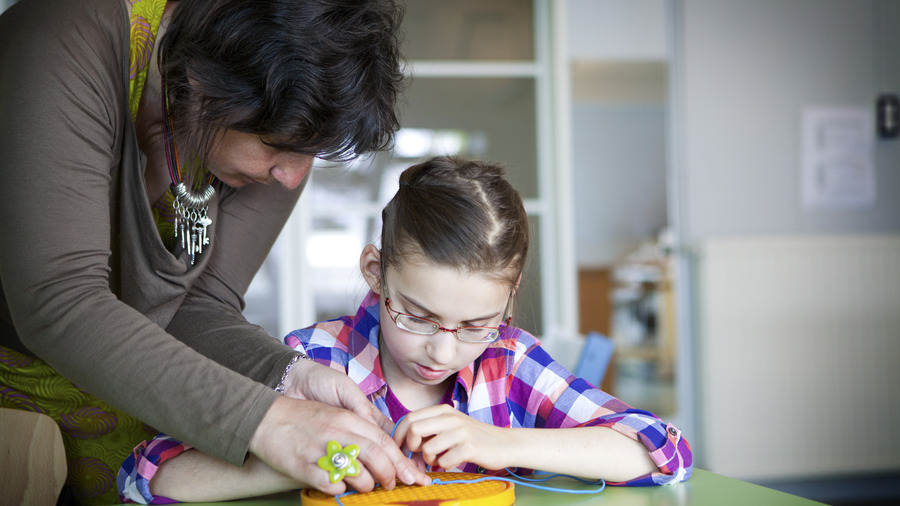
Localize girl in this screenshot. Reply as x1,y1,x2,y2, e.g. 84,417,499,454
119,156,691,503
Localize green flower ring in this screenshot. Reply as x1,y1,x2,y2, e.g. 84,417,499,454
317,441,362,483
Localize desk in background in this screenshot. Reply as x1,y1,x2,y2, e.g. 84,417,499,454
166,469,823,506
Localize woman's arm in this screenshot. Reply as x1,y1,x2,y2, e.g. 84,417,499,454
0,0,279,461
164,179,305,390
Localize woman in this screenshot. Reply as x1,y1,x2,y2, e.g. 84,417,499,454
0,0,428,503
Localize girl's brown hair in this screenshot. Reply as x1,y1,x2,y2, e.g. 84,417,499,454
380,156,529,290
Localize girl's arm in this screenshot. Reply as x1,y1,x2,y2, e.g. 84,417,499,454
395,330,691,485
150,449,302,502
119,434,300,504
394,405,657,482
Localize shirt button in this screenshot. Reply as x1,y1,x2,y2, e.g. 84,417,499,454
476,466,486,474
668,427,678,437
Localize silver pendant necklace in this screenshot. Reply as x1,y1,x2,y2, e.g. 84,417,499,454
172,181,214,265
161,74,215,265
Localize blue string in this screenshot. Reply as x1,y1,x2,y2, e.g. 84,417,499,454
500,469,606,486
431,475,606,493
332,415,606,505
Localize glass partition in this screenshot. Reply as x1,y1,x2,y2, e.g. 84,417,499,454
403,0,533,61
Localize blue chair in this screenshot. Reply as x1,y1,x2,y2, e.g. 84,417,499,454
573,332,615,388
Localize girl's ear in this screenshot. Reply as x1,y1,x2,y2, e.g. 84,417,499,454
360,244,383,294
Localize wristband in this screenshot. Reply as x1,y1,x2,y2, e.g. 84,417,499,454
275,352,309,394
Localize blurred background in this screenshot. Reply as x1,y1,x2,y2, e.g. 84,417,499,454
242,1,900,504
2,0,895,503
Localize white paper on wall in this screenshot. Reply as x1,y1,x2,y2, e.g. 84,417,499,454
801,107,876,209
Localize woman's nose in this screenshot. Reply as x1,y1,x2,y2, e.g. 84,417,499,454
272,155,313,189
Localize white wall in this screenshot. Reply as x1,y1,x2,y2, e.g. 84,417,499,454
697,235,900,480
675,0,900,478
681,0,900,241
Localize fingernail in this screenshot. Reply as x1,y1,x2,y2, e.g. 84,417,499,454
401,469,416,485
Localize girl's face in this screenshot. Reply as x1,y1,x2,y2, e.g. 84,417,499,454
365,249,511,398
206,130,314,190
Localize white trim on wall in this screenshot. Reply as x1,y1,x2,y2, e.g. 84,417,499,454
548,0,578,339
666,0,700,462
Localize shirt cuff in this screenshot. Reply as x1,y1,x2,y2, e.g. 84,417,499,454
118,433,193,504
579,419,693,486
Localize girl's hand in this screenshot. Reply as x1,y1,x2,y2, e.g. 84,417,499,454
392,405,510,471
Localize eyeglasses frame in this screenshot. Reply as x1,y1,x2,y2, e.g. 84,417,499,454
380,270,512,344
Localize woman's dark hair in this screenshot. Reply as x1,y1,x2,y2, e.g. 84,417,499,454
159,0,405,181
380,156,529,290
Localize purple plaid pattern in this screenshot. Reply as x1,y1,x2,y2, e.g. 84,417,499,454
118,434,190,503
285,291,692,486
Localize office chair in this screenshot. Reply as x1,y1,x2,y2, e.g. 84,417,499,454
573,332,615,388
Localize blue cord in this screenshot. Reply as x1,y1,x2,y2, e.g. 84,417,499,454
332,415,606,505
501,469,606,486
390,414,413,459
430,475,606,493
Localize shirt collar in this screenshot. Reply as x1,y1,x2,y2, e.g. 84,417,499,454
346,290,485,399
343,291,388,396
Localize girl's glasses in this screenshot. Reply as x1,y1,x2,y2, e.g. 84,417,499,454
382,284,511,344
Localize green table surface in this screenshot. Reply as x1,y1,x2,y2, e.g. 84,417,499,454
166,469,824,506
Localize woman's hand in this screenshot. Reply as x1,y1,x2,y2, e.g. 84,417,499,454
392,405,511,471
249,396,430,496
281,358,393,434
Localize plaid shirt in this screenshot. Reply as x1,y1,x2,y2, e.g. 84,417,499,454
119,291,691,503
285,291,691,486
